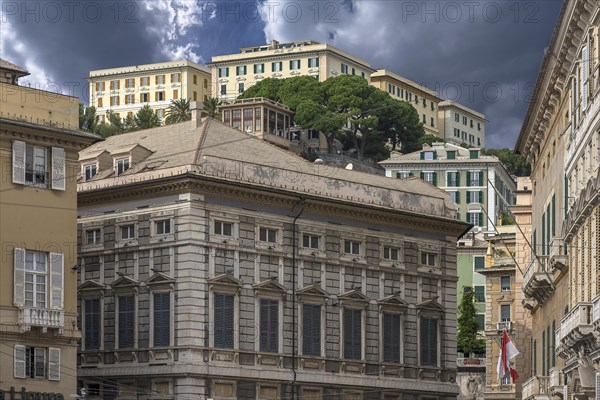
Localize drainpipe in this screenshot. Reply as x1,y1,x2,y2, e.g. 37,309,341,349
291,198,305,400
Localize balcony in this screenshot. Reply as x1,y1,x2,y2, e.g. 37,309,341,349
548,237,567,271
522,376,549,400
19,307,64,333
592,296,600,334
522,296,538,311
497,321,512,332
456,357,485,369
548,367,565,397
555,302,595,360
522,256,554,305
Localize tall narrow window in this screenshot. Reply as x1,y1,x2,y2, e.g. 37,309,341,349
420,317,438,366
500,304,511,322
153,292,170,347
214,293,234,348
84,297,101,349
118,295,135,348
302,304,321,356
343,308,362,360
383,313,401,363
259,299,279,353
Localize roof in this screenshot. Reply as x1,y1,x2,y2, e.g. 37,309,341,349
0,58,29,77
89,60,210,78
378,143,492,164
78,118,459,220
438,100,486,121
371,69,439,98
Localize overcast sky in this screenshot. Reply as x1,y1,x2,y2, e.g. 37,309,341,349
1,0,562,148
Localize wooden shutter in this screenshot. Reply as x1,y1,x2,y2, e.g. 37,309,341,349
466,191,471,204
155,92,158,102
289,60,293,70
420,317,437,366
119,295,135,348
98,98,103,108
12,140,26,184
214,293,224,348
214,293,234,348
14,345,26,378
49,253,64,309
260,299,278,352
14,248,25,307
117,80,120,89
479,191,484,204
456,172,461,186
155,75,158,84
224,294,234,348
344,309,361,360
153,292,170,347
302,304,320,356
170,74,174,83
432,151,437,160
85,297,101,349
51,147,66,191
432,172,438,186
48,348,60,381
383,313,401,363
173,89,178,100
456,191,460,204
479,171,484,185
254,64,257,74
466,172,471,186
420,152,425,160
478,212,484,227
420,172,424,180
582,46,589,110
552,194,556,236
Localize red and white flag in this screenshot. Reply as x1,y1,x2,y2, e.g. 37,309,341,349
497,330,520,382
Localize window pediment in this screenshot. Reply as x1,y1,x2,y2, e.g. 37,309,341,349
146,272,175,290
253,279,286,295
417,298,444,315
338,289,369,306
110,275,140,293
208,273,242,293
377,295,407,310
78,280,106,294
297,284,330,302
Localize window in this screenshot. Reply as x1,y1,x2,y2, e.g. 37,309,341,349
308,130,319,140
341,63,349,74
453,128,460,137
343,308,362,360
477,122,481,131
431,117,435,127
125,78,135,88
383,246,400,261
420,317,438,366
86,229,101,245
214,220,233,236
125,94,134,104
449,191,460,204
468,171,483,186
110,80,119,90
220,84,227,96
155,219,171,235
140,76,149,86
501,276,511,292
302,234,319,249
474,286,485,302
218,67,229,78
422,114,426,124
308,57,319,68
302,304,321,356
463,116,467,125
259,227,277,243
422,151,435,160
193,91,197,101
238,82,245,94
454,113,460,122
214,293,234,348
156,91,165,101
474,256,485,270
470,150,479,159
395,171,410,179
500,304,511,321
344,240,360,255
156,75,165,85
22,143,48,187
447,171,459,186
121,224,135,240
259,299,279,353
84,164,97,181
97,98,103,108
204,79,208,89
13,346,60,380
290,59,301,70
254,63,265,74
271,62,282,72
421,252,436,266
470,119,474,128
140,92,149,103
423,98,426,107
173,89,179,100
95,81,105,91
475,314,484,331
383,312,401,363
467,190,483,204
468,211,483,227
115,158,130,176
118,295,135,348
421,171,436,185
156,109,164,119
24,251,47,308
153,292,170,347
501,370,511,385
193,74,197,84
236,65,246,76
84,297,101,349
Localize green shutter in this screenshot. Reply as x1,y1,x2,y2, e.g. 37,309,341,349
289,60,293,70
542,213,546,256
396,172,402,179
478,212,484,227
533,230,537,256
432,172,438,186
254,64,257,74
479,191,484,204
564,175,568,218
533,340,537,375
456,191,460,204
433,151,437,160
456,173,461,186
420,172,424,180
552,320,556,367
479,171,484,185
409,172,414,177
420,152,425,160
467,173,471,186
552,194,556,237
546,206,551,254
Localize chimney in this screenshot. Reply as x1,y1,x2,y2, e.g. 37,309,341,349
190,101,204,127
269,39,279,49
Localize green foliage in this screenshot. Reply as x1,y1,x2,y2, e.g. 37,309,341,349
414,134,445,150
499,210,516,225
457,289,486,355
79,104,98,133
482,148,531,177
165,98,191,124
203,96,221,118
239,75,425,160
134,105,161,130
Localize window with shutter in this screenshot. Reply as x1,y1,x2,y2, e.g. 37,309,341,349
420,317,438,366
153,292,170,347
214,293,234,348
49,252,63,309
383,313,401,363
48,348,60,381
343,308,362,360
14,345,26,378
302,304,321,356
14,248,25,307
85,297,101,349
12,140,26,184
119,295,135,348
260,299,279,353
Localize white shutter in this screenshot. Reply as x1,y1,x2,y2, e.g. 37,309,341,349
13,345,26,378
595,372,600,400
48,348,60,381
14,248,25,307
51,147,66,191
570,78,575,124
12,140,26,184
582,46,589,111
50,253,64,309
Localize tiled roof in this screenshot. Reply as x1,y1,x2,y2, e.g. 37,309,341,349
78,118,458,219
0,58,29,76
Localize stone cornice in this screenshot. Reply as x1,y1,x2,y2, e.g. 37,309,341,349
78,173,470,238
1,120,99,149
563,167,600,240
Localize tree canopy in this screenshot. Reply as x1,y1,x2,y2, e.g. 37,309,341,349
482,148,531,177
239,75,425,160
457,288,486,355
165,98,191,124
79,103,162,137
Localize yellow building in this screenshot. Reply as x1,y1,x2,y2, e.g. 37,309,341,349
88,60,211,123
210,40,376,101
438,101,486,148
371,69,441,137
516,1,599,399
0,59,99,398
